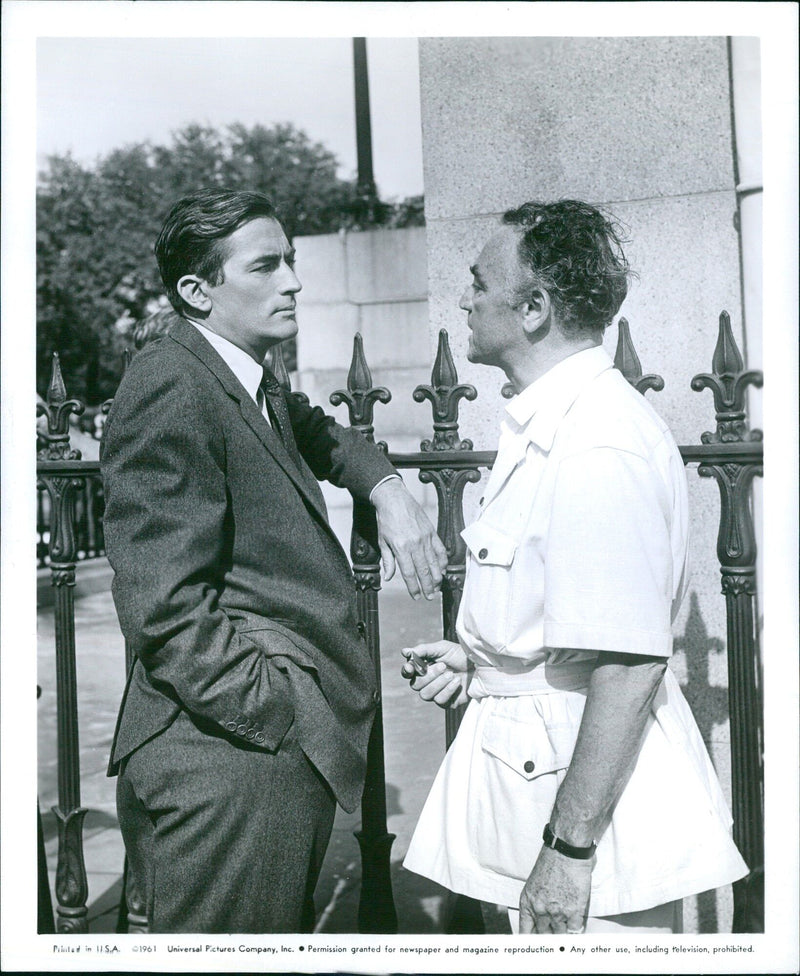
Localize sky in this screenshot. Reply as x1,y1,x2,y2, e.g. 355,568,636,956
37,36,424,200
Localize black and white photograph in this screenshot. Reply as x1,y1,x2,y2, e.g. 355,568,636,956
2,1,798,973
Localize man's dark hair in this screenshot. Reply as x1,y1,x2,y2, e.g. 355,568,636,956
502,199,633,334
155,188,277,315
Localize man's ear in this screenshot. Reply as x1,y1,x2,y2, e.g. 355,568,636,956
177,274,212,314
521,288,551,337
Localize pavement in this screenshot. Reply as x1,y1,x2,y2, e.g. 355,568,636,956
37,559,455,934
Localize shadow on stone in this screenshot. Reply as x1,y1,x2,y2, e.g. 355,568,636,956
674,590,729,934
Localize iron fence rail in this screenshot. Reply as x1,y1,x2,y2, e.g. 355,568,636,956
36,315,763,934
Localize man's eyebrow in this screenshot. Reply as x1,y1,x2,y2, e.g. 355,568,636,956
246,249,295,269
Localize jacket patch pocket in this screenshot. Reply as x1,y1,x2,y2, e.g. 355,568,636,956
472,704,578,879
481,709,576,780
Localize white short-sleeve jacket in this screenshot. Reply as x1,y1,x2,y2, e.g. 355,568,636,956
404,346,748,915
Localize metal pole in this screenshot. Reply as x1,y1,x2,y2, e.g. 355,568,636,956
692,312,764,933
37,355,89,934
331,336,397,933
413,330,484,933
353,38,378,221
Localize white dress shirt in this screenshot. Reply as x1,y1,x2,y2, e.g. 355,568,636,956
189,321,398,499
190,321,270,423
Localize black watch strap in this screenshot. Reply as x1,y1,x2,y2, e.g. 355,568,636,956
542,822,597,860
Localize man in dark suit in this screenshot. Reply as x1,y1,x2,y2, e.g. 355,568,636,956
100,188,447,933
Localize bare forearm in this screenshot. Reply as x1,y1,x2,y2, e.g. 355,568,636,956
549,651,667,847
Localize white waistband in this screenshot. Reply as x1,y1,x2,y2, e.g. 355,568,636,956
469,660,594,698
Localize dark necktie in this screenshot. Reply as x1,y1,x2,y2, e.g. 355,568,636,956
259,366,304,470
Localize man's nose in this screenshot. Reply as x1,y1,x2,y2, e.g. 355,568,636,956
458,288,472,311
282,265,302,294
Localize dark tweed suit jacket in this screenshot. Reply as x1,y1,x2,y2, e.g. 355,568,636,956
100,317,396,813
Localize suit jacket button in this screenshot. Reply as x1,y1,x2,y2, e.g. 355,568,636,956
225,722,237,732
372,690,380,705
237,724,247,735
245,730,255,739
357,622,367,639
523,760,535,773
255,733,265,743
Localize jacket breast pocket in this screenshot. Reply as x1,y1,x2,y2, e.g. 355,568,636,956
461,521,518,568
460,521,520,652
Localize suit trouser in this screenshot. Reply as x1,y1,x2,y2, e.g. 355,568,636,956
117,708,336,933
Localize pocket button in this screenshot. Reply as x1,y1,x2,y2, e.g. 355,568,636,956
523,760,536,774
478,548,488,560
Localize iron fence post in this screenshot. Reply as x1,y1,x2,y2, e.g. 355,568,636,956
413,330,480,747
331,335,397,933
413,330,484,933
692,311,764,932
37,354,89,933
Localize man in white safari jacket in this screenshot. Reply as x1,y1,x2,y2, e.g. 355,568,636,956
401,199,747,935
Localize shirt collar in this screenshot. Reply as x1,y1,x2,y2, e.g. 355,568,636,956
505,345,614,451
189,321,264,405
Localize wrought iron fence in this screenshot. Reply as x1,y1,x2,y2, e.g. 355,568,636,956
36,314,763,934
37,476,105,568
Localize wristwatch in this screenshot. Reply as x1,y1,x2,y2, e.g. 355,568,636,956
542,822,597,860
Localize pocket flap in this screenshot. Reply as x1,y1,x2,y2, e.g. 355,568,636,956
236,617,319,673
481,711,574,780
461,521,518,567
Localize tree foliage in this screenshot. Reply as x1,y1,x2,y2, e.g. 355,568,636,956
37,122,424,403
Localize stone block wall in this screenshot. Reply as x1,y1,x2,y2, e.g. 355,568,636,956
293,226,439,543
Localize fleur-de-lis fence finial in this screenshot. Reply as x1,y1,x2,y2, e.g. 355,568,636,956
37,353,85,461
413,330,477,451
330,334,391,446
614,318,665,395
691,311,763,444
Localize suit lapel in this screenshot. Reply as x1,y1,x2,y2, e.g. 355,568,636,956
168,319,329,523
